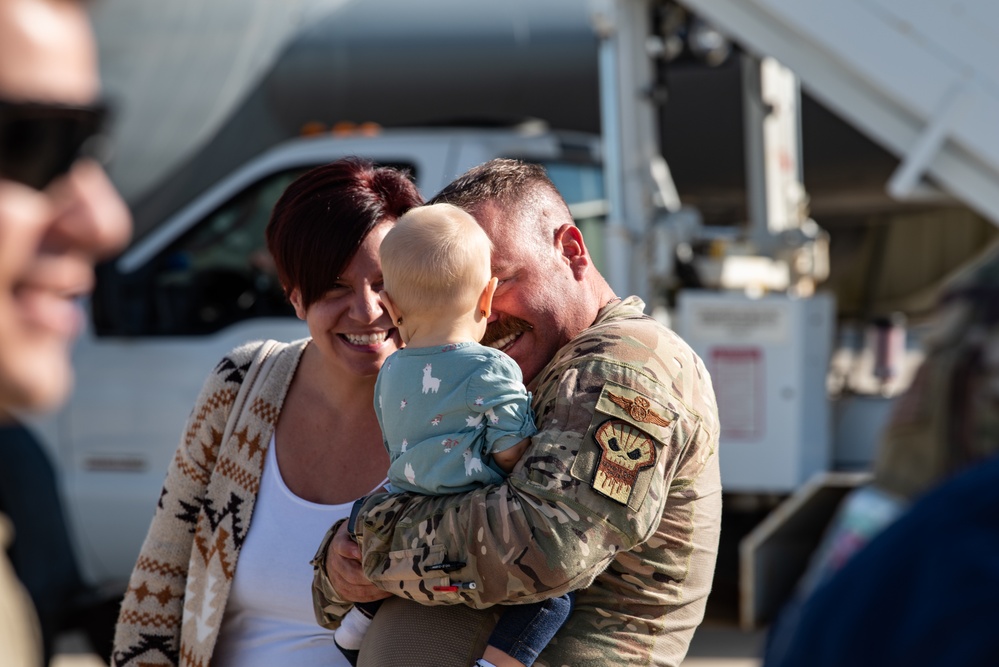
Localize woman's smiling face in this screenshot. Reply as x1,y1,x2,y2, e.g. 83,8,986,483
291,219,401,379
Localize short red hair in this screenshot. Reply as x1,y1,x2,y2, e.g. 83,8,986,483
266,157,422,309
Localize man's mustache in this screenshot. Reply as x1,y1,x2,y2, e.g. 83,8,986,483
481,316,533,347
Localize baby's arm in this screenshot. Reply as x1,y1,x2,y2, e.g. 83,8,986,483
475,351,536,474
491,437,530,473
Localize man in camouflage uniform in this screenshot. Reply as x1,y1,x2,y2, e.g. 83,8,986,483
312,159,722,667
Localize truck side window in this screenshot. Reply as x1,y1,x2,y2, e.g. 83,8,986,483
140,170,303,335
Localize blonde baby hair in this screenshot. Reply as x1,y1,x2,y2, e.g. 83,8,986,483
380,203,493,318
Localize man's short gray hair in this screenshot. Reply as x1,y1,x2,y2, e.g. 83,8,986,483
429,159,561,213
429,159,572,250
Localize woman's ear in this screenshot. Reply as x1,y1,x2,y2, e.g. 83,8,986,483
555,224,589,279
478,277,499,320
379,290,403,326
289,288,307,320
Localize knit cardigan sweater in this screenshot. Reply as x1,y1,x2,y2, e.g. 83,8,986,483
112,338,309,667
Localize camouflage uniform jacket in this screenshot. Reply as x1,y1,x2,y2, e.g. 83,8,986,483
313,296,722,666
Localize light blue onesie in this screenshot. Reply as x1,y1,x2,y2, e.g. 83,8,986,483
373,342,537,495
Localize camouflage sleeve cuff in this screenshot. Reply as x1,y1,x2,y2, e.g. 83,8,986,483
347,496,367,540
310,518,353,629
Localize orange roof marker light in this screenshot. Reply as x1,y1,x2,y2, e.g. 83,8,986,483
330,121,356,136
328,121,383,137
299,121,327,136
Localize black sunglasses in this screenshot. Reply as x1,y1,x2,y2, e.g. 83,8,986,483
0,98,109,191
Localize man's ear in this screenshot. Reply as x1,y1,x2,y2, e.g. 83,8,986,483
477,277,499,320
289,288,307,320
379,290,403,325
555,224,589,279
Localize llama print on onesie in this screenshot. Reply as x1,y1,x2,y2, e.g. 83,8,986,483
463,450,484,476
422,364,441,393
486,407,499,424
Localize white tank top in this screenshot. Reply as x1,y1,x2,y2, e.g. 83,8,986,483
213,435,388,667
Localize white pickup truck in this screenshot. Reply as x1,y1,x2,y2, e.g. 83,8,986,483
4,125,605,656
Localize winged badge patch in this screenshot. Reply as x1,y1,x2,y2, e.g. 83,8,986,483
607,392,671,427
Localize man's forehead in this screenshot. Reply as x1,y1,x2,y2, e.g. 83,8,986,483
0,0,98,103
471,199,524,239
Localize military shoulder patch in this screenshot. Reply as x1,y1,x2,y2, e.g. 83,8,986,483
592,419,657,503
606,392,672,427
570,382,679,507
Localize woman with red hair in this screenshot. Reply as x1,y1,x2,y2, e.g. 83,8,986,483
113,158,422,667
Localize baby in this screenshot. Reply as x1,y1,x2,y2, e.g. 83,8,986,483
333,203,573,667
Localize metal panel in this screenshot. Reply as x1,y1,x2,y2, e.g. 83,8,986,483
676,290,835,493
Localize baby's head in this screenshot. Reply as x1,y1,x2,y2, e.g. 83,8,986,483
380,203,495,340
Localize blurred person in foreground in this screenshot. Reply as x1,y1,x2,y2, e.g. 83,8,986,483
0,0,132,663
112,159,422,667
313,159,722,667
764,242,999,666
